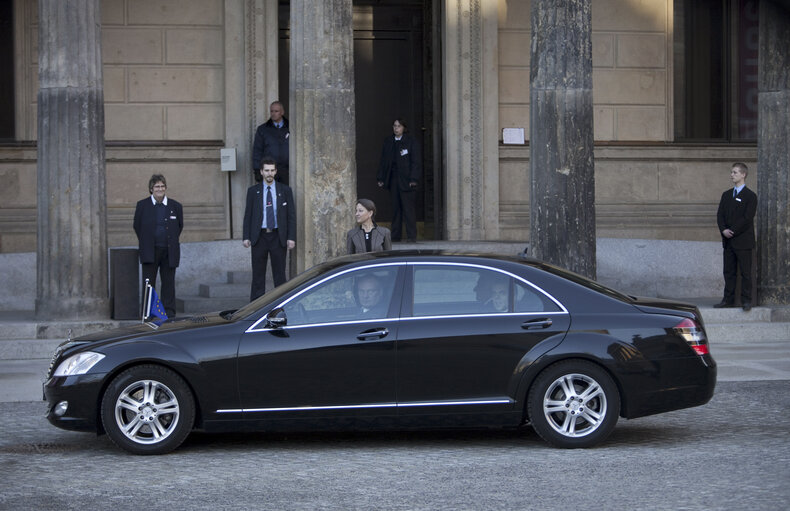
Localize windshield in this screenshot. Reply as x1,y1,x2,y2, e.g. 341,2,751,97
229,255,374,320
230,264,327,320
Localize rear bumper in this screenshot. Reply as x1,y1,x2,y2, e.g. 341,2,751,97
623,356,716,419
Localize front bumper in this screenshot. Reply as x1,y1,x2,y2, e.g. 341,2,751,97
43,372,107,432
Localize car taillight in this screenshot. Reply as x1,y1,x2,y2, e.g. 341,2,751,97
673,318,709,355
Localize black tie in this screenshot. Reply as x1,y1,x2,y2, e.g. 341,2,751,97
266,186,275,229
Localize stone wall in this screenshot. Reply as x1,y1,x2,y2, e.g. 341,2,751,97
0,144,229,252
499,144,758,242
499,0,671,141
14,0,225,141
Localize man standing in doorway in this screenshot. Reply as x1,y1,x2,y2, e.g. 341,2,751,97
715,162,758,311
242,159,296,301
252,101,290,185
133,174,183,318
377,118,421,242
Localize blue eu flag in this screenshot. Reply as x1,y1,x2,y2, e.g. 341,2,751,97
146,285,168,323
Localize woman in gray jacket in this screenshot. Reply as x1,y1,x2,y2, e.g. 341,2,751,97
346,199,392,254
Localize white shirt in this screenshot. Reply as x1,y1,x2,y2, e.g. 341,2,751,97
150,195,168,206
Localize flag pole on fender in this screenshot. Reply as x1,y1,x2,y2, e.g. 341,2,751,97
142,278,151,323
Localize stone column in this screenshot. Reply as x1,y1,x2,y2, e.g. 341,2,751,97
36,0,109,319
443,0,500,240
290,0,356,271
757,0,790,304
227,0,280,240
529,0,596,279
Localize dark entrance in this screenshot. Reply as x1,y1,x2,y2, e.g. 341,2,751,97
278,0,440,239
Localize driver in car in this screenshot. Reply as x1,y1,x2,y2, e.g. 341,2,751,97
355,275,387,318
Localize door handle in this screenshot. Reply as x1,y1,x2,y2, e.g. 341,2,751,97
357,328,389,341
522,318,552,330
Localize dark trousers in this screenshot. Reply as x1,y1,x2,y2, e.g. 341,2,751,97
722,244,752,304
390,185,417,241
142,246,177,318
250,229,287,301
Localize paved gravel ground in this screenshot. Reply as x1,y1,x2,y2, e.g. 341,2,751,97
0,381,788,511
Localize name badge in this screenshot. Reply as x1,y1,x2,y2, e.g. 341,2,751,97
400,149,409,156
170,215,177,219
735,198,742,202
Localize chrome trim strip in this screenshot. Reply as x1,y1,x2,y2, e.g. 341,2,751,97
400,311,567,322
246,310,567,332
216,397,513,414
398,398,512,408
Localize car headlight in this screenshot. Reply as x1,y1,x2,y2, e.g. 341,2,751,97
53,352,105,377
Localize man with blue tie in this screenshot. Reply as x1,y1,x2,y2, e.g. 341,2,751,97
252,101,290,185
715,162,758,311
242,159,296,301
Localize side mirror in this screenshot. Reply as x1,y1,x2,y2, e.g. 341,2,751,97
265,307,287,328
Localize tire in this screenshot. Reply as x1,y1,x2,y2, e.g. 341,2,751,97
101,365,195,455
527,360,620,448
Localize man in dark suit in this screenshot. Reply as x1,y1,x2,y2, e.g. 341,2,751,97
242,158,296,301
252,101,290,185
133,174,184,318
377,118,421,242
715,162,758,311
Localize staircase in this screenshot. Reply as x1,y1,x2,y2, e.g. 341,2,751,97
699,305,790,344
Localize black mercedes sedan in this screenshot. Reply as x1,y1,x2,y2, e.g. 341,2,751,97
44,251,716,454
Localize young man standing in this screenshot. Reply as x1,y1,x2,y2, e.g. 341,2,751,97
715,162,758,311
242,159,296,301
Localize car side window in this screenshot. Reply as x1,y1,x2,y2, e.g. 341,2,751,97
283,267,398,326
514,280,561,313
412,266,512,316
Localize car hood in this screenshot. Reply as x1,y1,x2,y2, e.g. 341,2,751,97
71,312,234,344
629,296,699,318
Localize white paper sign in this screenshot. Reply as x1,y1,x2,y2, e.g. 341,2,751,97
503,128,525,145
220,148,237,171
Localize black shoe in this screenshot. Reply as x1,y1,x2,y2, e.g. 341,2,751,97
406,238,417,243
742,302,752,311
713,301,734,308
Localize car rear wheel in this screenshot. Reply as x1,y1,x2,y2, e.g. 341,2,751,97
101,365,195,455
527,360,620,448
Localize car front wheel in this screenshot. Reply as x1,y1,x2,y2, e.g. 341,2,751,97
527,360,620,448
101,365,195,455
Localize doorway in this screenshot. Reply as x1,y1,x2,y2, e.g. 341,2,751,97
278,0,441,239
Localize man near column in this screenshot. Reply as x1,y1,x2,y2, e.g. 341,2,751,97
252,101,290,185
242,159,296,301
377,118,421,242
133,174,184,318
715,162,758,311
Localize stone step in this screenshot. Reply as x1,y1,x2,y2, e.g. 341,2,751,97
176,296,248,314
0,323,37,340
699,306,773,324
228,271,253,284
0,319,137,341
706,322,790,344
0,338,63,359
198,283,250,298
